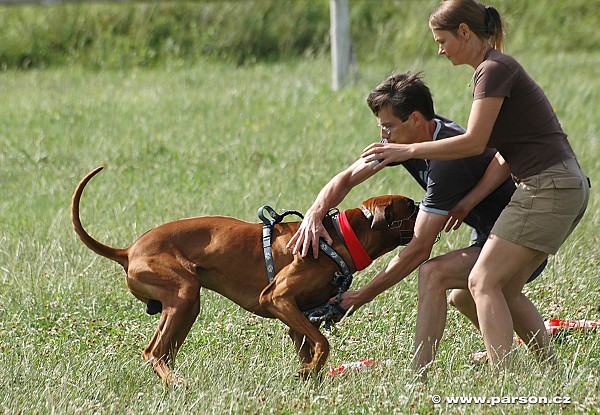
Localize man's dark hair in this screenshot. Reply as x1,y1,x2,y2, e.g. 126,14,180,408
367,72,435,121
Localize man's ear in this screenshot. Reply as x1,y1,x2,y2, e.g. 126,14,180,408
410,111,423,126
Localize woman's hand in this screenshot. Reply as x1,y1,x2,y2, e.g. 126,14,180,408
444,151,511,233
361,142,413,166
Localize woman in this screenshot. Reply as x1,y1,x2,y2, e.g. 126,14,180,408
363,0,590,367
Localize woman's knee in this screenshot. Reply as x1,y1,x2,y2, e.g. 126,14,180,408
467,271,487,297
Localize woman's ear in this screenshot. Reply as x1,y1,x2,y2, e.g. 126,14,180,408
458,23,470,40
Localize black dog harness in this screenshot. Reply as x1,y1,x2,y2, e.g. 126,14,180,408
258,205,353,330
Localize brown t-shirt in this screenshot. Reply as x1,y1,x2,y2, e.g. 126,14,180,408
473,49,575,179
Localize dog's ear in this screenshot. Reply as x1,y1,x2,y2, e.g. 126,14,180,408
371,201,393,231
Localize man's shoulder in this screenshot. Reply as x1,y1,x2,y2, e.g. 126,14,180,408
429,146,496,172
428,147,498,190
434,115,466,138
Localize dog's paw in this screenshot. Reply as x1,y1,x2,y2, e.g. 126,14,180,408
296,364,314,380
296,364,326,382
166,373,187,388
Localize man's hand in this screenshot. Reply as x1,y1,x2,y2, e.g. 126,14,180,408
444,203,470,232
336,290,369,313
286,212,333,258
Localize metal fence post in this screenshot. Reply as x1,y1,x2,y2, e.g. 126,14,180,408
330,0,353,90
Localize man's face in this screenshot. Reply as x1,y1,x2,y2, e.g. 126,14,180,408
376,106,415,144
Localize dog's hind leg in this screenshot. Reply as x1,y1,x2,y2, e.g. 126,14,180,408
142,296,200,385
129,259,201,385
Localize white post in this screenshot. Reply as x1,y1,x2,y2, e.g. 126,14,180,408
330,0,352,90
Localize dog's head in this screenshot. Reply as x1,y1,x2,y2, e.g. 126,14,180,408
360,195,416,245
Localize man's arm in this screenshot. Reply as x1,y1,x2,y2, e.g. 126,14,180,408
287,157,380,258
338,210,448,311
444,152,511,231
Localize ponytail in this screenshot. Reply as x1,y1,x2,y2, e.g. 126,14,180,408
484,5,504,52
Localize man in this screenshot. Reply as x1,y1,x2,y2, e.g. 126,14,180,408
287,72,545,375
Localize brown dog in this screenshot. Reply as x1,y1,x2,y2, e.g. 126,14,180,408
71,166,416,384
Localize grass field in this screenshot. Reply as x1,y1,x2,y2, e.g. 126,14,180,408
1,47,599,414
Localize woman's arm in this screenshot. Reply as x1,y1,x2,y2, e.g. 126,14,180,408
444,152,511,231
362,97,505,165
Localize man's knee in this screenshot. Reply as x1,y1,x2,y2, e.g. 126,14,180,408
449,288,477,312
448,289,466,309
504,291,528,310
418,260,444,288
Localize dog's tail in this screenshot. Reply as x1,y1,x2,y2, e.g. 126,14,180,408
71,166,129,269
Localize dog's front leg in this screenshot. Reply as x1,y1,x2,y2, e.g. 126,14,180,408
288,322,321,368
261,291,329,378
284,315,329,379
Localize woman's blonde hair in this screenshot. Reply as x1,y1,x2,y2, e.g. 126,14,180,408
429,0,505,52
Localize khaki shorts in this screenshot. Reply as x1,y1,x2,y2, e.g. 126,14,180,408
491,158,590,254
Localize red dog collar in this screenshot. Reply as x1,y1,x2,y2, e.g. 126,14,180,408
337,211,373,271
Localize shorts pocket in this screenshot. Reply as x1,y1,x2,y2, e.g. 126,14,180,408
552,177,582,189
552,176,584,215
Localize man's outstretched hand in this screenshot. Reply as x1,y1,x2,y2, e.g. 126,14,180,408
287,212,333,258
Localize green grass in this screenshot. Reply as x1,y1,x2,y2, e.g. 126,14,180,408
1,53,599,414
0,0,598,69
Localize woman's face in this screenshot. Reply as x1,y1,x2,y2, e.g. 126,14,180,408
431,28,466,66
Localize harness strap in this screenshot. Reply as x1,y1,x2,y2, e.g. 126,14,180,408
258,205,304,282
304,291,349,331
258,205,352,282
331,212,346,244
318,239,351,277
